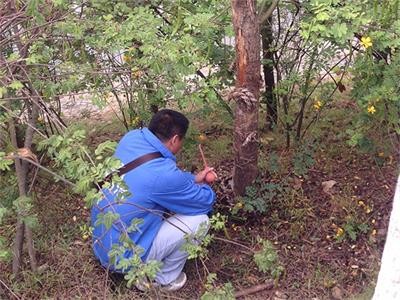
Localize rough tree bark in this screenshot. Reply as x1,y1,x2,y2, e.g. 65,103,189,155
231,0,261,196
261,16,277,130
8,118,26,274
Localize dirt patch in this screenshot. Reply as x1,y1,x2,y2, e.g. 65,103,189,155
209,147,398,299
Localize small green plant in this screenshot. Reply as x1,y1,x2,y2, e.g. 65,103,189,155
209,213,227,231
201,273,235,300
292,143,315,176
78,224,93,241
182,213,228,260
253,238,284,281
182,221,213,260
335,219,369,242
13,196,39,230
267,151,281,174
242,180,282,214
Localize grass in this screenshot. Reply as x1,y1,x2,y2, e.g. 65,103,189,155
0,98,398,299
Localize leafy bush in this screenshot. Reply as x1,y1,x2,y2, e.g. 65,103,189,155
292,142,316,176
253,238,284,281
241,179,283,214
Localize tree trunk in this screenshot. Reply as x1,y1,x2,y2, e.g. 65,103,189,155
7,98,39,274
12,221,25,274
231,0,261,196
8,117,27,275
261,16,277,130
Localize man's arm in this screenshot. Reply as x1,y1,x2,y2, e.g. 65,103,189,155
149,168,216,215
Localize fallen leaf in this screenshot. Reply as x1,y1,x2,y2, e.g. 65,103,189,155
331,286,343,299
322,180,337,194
274,291,289,299
293,177,302,190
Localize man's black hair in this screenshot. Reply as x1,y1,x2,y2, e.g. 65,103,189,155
148,109,189,142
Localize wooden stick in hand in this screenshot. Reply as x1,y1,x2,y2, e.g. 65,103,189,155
198,144,217,183
198,144,208,168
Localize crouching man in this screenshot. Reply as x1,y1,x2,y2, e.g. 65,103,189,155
91,109,216,291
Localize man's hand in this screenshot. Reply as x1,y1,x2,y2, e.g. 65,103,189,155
195,167,215,184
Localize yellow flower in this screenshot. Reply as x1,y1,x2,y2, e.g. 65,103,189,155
358,200,365,206
123,53,133,63
336,227,344,237
132,69,144,79
237,202,243,209
367,105,376,114
313,100,322,110
198,134,207,143
361,36,373,49
371,229,377,236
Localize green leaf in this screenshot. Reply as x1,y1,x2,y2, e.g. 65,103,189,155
23,214,39,229
103,14,114,21
26,0,45,23
0,152,13,171
9,81,23,91
95,141,118,156
331,23,348,39
0,207,7,223
0,248,11,262
7,52,20,62
316,11,330,21
13,196,33,214
0,87,6,98
126,218,144,233
95,211,120,230
52,0,66,7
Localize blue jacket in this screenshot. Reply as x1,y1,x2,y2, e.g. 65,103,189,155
91,128,215,270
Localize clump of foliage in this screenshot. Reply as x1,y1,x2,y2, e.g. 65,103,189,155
253,238,284,281
300,0,400,150
201,273,235,300
182,212,227,260
335,217,370,243
241,180,282,214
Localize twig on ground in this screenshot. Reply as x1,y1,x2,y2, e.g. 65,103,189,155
214,236,253,252
0,278,20,300
234,280,274,298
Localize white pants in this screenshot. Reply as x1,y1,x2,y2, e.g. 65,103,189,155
145,214,209,285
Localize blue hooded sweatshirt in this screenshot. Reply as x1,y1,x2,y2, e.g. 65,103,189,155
91,128,215,270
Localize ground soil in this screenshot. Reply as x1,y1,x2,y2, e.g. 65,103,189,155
1,113,399,300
